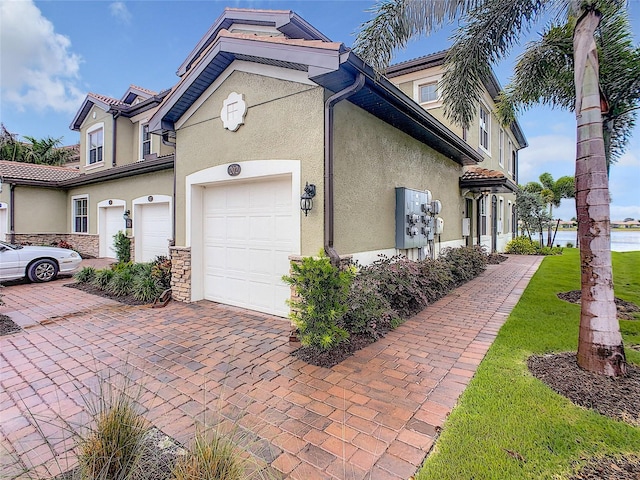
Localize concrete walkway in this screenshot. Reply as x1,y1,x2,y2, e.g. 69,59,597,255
0,255,542,479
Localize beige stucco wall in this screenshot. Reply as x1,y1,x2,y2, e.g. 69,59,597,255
115,116,134,166
13,186,67,234
175,70,325,253
67,169,173,235
333,101,465,254
79,105,112,174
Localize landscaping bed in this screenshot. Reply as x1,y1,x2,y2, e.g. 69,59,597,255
528,352,640,425
0,314,21,336
557,290,640,320
65,282,149,306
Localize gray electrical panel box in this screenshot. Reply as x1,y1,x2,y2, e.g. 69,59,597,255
395,187,430,249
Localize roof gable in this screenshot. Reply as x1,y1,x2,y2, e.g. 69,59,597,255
177,8,332,77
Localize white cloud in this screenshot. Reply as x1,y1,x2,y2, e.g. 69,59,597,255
109,2,132,24
0,0,84,113
518,133,576,182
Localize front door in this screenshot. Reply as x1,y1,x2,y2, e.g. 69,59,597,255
491,195,498,252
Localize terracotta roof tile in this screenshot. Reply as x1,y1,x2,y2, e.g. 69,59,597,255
0,160,81,183
87,93,127,107
461,166,507,181
216,29,342,51
128,84,157,96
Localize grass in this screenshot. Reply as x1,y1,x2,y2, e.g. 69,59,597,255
416,249,640,480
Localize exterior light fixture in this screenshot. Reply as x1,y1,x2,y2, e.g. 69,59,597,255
300,183,316,216
123,210,132,228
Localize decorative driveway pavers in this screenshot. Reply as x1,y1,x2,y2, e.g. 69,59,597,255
0,255,542,479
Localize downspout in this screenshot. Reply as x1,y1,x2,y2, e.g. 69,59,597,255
111,110,121,167
9,183,15,244
162,133,177,246
324,73,365,266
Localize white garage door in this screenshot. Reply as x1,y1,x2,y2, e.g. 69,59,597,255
203,175,293,317
100,206,124,258
138,203,170,262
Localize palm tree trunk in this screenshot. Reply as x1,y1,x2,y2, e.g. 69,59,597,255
574,8,626,377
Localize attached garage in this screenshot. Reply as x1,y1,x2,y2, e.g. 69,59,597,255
133,195,171,262
201,175,294,317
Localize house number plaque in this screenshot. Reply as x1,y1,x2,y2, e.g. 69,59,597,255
227,164,241,176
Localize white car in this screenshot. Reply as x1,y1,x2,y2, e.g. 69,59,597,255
0,241,82,283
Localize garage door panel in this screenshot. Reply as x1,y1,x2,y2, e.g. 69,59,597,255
138,203,170,262
203,176,293,317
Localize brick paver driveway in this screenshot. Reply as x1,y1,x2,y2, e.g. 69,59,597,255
1,255,541,479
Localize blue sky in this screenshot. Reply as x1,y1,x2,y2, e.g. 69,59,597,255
1,0,639,220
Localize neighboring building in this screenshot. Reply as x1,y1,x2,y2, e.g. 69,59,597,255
0,8,527,318
386,52,527,252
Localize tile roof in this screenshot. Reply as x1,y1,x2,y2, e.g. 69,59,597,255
87,93,127,107
0,160,81,183
461,166,508,181
216,29,343,50
128,84,157,96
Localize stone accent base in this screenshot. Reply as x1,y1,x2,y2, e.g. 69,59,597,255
170,247,191,303
11,233,99,258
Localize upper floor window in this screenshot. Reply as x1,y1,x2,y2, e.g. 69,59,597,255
462,126,468,142
511,149,517,181
87,124,104,165
73,196,88,233
140,123,151,160
479,106,490,152
499,129,504,167
419,82,438,103
508,139,513,173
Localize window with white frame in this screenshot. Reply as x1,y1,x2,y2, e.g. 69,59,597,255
73,196,88,233
479,105,490,152
508,139,513,173
462,126,468,142
511,149,517,180
140,123,151,160
499,129,504,167
419,82,438,103
480,196,487,236
87,125,103,165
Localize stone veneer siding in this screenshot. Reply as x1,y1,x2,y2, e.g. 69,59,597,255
10,233,99,258
170,246,191,302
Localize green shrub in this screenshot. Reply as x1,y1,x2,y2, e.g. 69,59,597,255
283,254,353,350
505,236,539,255
92,269,115,290
440,245,488,285
419,258,456,303
342,273,399,339
113,231,131,263
172,431,243,480
537,246,563,256
75,266,96,284
151,256,172,290
356,256,430,320
107,268,134,297
132,275,162,303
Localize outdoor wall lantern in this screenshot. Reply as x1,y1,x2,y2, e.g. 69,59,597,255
123,210,132,228
300,183,316,217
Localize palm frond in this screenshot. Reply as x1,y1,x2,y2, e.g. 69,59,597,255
353,0,483,73
442,0,549,127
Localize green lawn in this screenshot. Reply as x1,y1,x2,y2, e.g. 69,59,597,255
416,249,640,480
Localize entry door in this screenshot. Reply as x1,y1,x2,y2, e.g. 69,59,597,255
202,175,293,317
465,198,473,247
491,195,498,253
0,206,7,241
100,206,124,258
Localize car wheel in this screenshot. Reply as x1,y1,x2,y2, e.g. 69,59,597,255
27,259,59,283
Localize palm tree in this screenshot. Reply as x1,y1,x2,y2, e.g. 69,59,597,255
354,0,627,376
524,173,575,246
496,3,640,173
